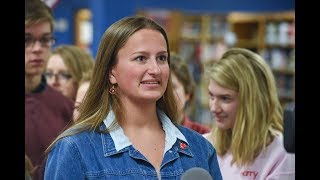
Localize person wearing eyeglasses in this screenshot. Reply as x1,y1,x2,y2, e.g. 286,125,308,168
25,1,75,179
45,45,95,101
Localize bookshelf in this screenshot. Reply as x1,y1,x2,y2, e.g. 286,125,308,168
136,9,295,124
177,13,231,127
228,11,295,106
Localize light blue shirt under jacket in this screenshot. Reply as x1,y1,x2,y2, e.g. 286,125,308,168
44,109,222,180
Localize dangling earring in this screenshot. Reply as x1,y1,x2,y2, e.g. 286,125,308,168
109,85,116,94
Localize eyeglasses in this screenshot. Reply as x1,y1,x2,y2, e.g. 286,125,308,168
44,72,72,84
25,35,56,48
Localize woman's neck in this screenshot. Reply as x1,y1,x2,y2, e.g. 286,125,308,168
119,99,159,126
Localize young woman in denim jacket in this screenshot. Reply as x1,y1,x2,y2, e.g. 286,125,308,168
44,16,222,180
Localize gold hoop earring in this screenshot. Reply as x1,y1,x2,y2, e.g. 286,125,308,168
109,85,116,94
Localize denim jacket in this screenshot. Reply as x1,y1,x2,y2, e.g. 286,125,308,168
44,110,222,180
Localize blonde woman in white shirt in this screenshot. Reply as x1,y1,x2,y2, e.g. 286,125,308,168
204,48,295,180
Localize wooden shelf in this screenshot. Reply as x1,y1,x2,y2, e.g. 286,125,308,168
228,12,262,23
272,69,295,75
263,11,295,21
228,11,295,103
136,9,295,108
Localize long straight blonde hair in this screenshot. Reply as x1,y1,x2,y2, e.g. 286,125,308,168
46,16,178,153
205,48,283,166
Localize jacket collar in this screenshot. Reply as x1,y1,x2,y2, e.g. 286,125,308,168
102,109,190,157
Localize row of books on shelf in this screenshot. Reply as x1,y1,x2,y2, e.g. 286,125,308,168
261,48,295,71
179,41,229,63
276,74,294,99
265,21,295,47
179,43,295,72
181,17,228,39
182,21,295,47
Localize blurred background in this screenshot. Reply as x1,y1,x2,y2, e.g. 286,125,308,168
44,0,295,128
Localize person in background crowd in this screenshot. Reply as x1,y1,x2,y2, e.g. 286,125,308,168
204,48,295,179
73,70,92,120
25,0,74,179
45,45,95,101
170,52,211,134
44,16,222,179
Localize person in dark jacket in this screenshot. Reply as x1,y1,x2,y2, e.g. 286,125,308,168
25,0,74,179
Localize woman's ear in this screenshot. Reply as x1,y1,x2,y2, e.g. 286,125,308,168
109,70,117,84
